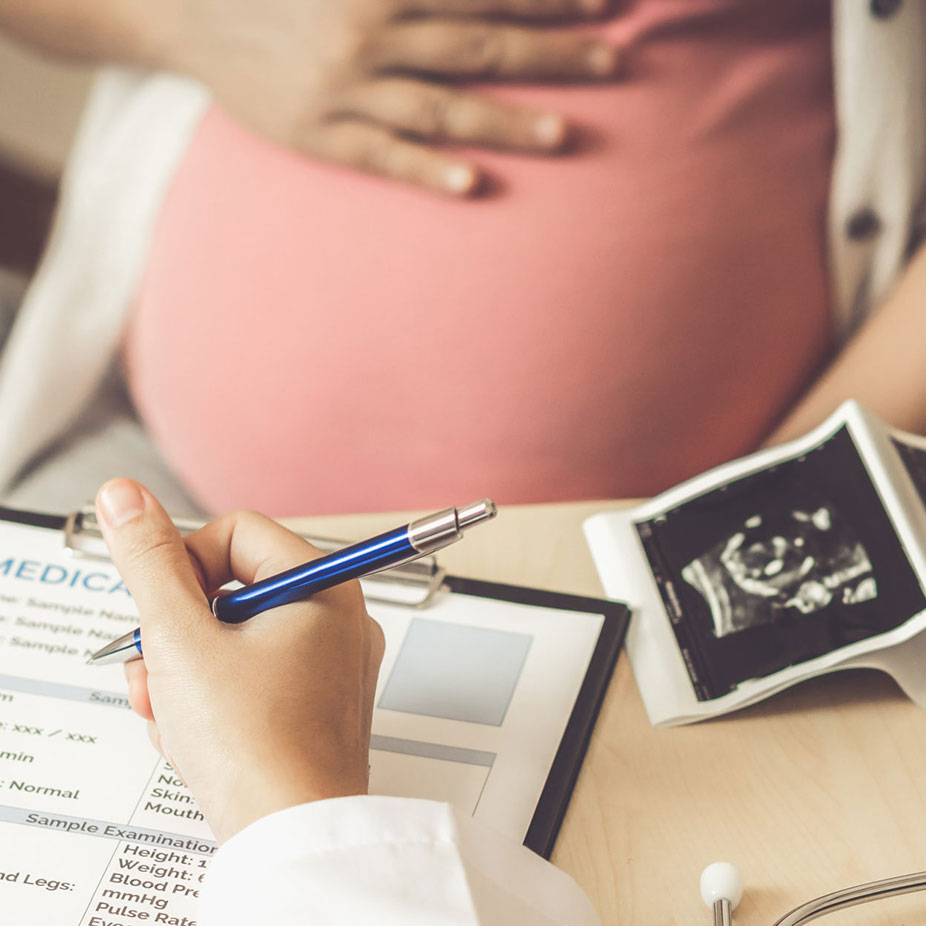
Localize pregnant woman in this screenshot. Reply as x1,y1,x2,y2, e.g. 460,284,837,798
0,0,923,516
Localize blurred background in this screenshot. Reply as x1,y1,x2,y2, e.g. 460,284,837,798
0,33,89,280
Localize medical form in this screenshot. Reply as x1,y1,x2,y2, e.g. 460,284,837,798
0,513,624,925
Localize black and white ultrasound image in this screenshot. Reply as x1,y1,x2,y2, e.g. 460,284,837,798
894,436,926,509
636,427,926,701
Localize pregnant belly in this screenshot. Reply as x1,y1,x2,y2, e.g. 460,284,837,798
125,20,834,515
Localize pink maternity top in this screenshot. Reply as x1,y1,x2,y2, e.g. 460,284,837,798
123,0,835,515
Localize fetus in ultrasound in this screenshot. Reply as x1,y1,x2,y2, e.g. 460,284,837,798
681,505,876,638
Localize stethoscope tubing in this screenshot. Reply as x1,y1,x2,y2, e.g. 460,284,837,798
773,870,926,925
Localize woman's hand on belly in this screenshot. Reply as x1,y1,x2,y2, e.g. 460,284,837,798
161,0,621,196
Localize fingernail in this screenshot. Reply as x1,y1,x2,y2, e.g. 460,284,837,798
534,114,567,147
444,165,476,195
580,0,607,13
586,43,619,76
98,480,146,528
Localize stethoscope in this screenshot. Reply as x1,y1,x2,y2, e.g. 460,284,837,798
699,862,926,924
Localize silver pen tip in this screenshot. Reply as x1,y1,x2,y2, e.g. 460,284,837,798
457,499,497,530
87,629,142,666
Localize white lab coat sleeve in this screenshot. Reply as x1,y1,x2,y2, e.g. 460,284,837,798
197,796,600,926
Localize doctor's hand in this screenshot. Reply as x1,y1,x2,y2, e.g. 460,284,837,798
94,478,385,845
161,0,620,195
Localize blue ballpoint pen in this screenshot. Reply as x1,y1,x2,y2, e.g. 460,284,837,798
87,499,497,666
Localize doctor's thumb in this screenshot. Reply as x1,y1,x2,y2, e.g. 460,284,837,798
95,478,209,647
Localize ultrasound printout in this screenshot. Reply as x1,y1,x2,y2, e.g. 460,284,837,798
635,427,926,700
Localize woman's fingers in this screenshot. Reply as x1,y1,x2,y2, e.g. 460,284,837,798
333,79,569,150
370,21,620,81
301,119,481,195
401,0,611,20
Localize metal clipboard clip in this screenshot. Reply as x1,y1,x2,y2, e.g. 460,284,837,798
63,505,447,608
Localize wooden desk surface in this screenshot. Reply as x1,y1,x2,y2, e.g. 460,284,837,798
288,501,926,925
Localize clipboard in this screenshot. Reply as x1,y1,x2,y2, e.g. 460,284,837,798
439,574,629,857
0,501,628,926
63,504,447,608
